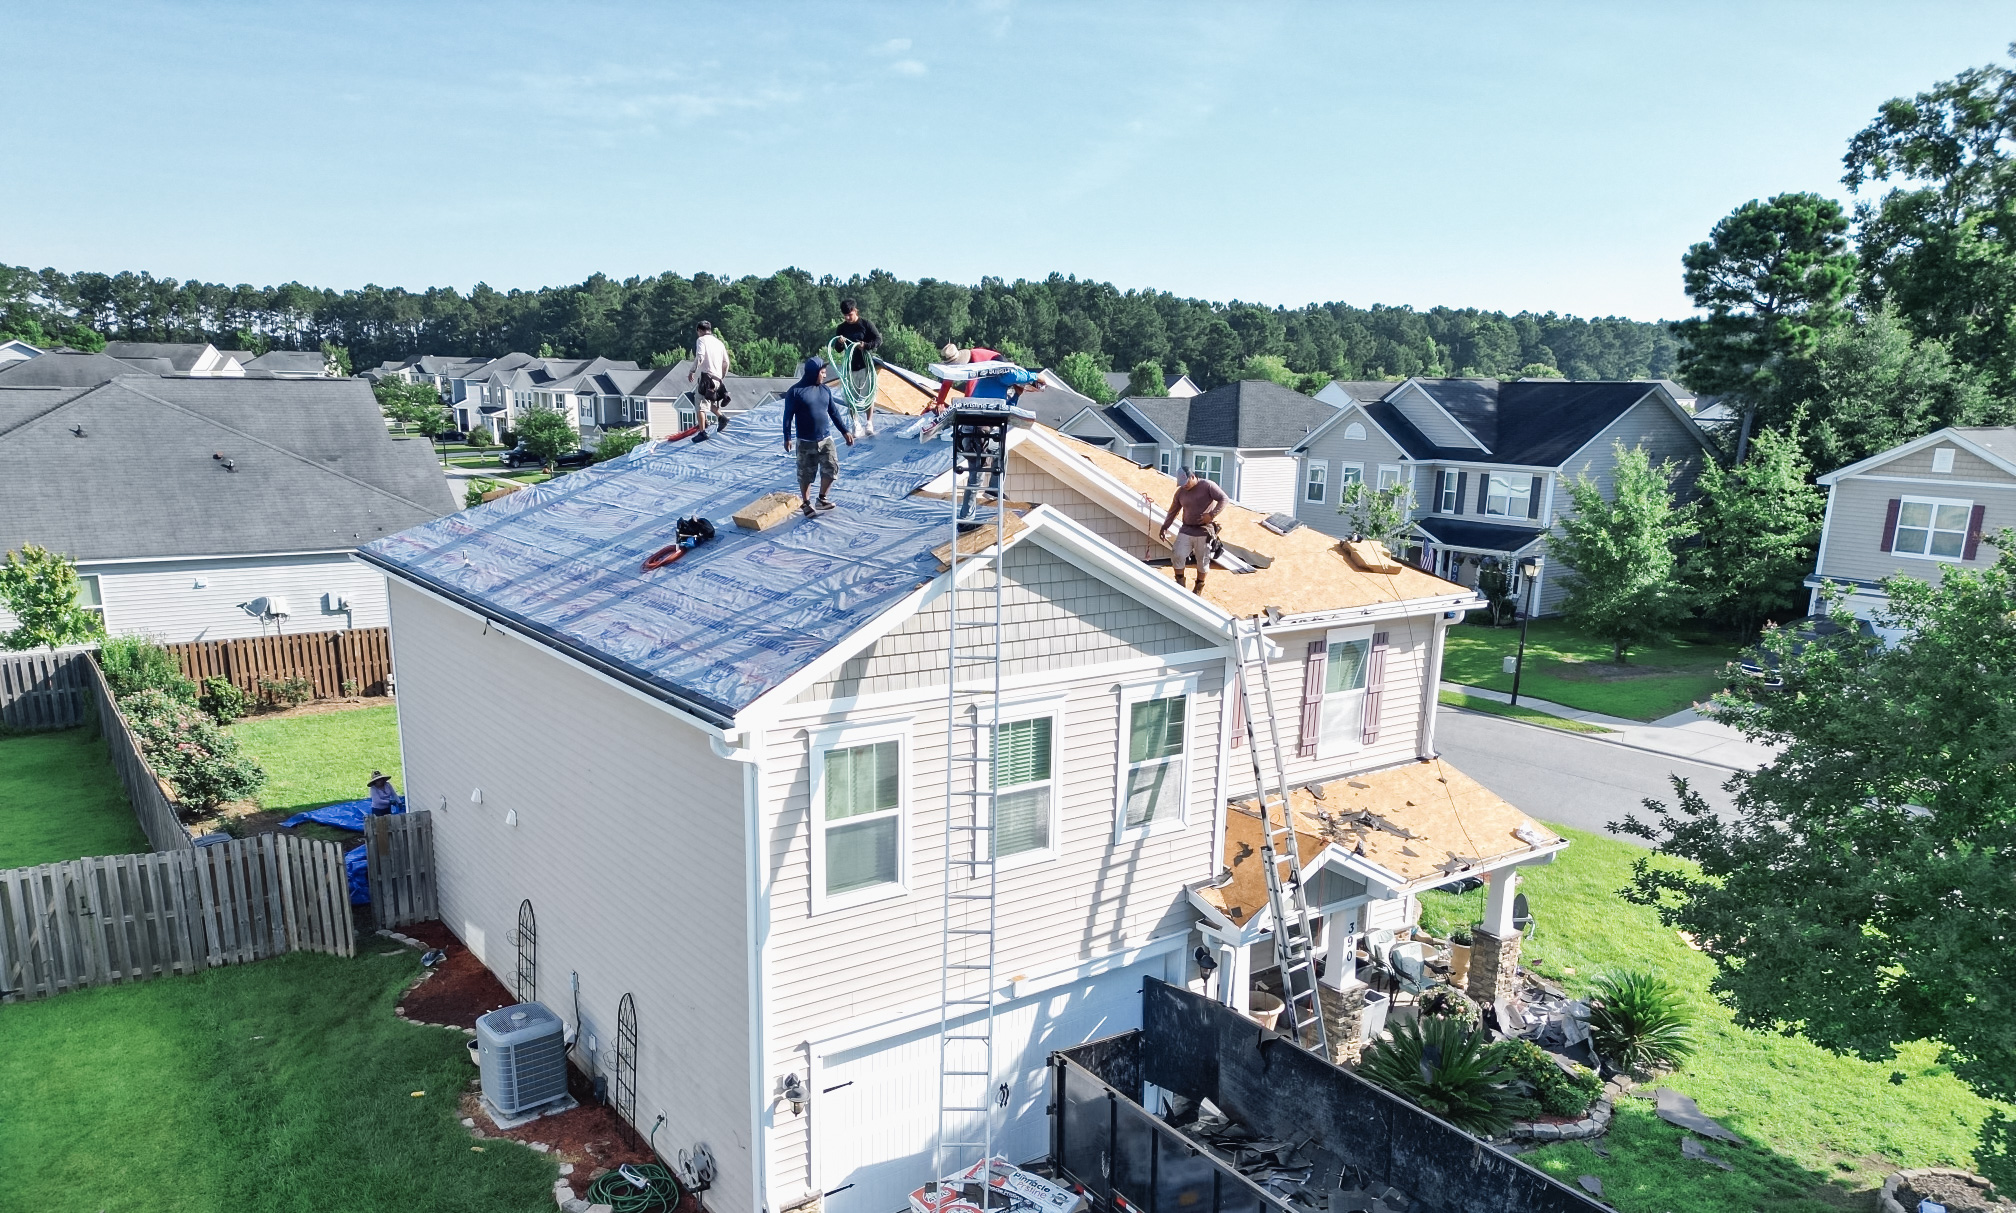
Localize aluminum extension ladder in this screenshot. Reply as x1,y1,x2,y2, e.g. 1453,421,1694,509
1232,615,1331,1056
932,407,1014,1205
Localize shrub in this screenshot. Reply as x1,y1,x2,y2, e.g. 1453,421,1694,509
595,427,646,462
100,635,196,702
465,427,493,451
257,676,314,709
1449,925,1475,946
1356,1013,1521,1136
465,477,501,509
1415,984,1481,1029
198,676,249,724
1489,1038,1602,1118
1587,970,1696,1074
341,678,360,698
118,688,266,810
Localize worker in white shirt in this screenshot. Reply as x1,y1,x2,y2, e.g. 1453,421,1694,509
688,320,733,432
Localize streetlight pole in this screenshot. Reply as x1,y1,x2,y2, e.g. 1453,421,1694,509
1509,556,1542,707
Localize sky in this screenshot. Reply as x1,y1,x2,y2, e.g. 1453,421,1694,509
1,2,2007,321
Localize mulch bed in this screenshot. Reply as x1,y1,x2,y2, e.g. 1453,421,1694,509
392,919,700,1208
395,919,515,1029
1898,1172,2014,1212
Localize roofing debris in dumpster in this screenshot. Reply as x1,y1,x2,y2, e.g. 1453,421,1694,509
1171,1096,1414,1213
910,1157,1088,1213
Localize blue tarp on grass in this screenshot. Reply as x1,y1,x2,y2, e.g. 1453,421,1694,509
279,797,404,832
344,845,370,905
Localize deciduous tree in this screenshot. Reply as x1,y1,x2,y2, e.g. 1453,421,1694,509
1547,444,1695,662
1053,351,1114,403
1617,544,2016,1183
515,408,577,468
0,544,105,651
1127,360,1167,397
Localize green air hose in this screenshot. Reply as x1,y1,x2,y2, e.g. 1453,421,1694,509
584,1162,682,1213
824,336,878,422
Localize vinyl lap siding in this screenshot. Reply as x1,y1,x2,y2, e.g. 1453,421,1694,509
1296,412,1409,540
792,542,1200,703
385,581,758,1213
4,553,389,643
1003,454,1156,553
1539,401,1706,616
1235,454,1298,516
1389,385,1480,450
1818,475,2016,585
760,659,1223,1201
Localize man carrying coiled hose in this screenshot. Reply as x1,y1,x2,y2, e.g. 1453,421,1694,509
826,297,882,436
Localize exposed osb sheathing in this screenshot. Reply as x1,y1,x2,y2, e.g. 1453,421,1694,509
1029,431,1468,617
931,509,1030,569
872,368,935,415
1199,758,1563,927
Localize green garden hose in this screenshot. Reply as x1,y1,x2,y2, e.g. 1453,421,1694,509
824,336,878,423
585,1162,682,1213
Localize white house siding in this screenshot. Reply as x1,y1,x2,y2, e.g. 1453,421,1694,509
0,552,392,643
1234,453,1298,516
1221,614,1435,800
1003,454,1164,556
1815,447,2016,596
758,546,1225,1205
384,581,760,1213
1295,410,1412,540
1538,401,1707,616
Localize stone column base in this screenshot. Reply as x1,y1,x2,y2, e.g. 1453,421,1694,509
1319,983,1368,1066
1466,928,1522,1006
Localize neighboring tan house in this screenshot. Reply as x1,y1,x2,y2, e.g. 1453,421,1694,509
358,388,1562,1213
1100,369,1201,398
1058,379,1339,515
1302,377,1710,614
0,375,454,642
1808,426,2014,630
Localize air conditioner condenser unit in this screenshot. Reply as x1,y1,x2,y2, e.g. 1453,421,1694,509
476,1001,568,1115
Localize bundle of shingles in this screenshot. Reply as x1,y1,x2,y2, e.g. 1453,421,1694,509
1176,1100,1412,1213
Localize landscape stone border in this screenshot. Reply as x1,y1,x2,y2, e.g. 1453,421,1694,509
1494,1074,1631,1145
1878,1166,2009,1213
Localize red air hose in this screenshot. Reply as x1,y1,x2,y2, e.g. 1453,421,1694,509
642,543,686,571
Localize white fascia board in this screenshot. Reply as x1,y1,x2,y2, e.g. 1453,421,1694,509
1817,426,2016,485
1018,505,1240,644
85,548,358,567
1395,380,1489,451
1058,404,1123,439
1268,590,1485,632
1296,399,1382,453
1414,457,1568,475
1389,838,1569,896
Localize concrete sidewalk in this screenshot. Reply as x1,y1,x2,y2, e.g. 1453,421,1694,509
1440,682,1781,771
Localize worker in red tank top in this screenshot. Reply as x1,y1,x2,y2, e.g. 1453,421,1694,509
932,344,1004,409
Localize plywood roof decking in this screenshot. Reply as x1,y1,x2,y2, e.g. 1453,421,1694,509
1198,758,1562,927
872,370,934,416
1034,431,1468,617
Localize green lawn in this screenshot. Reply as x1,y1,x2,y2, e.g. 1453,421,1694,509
229,705,402,816
1440,619,1742,721
0,728,149,866
1436,690,1616,735
1418,825,2004,1211
0,947,555,1213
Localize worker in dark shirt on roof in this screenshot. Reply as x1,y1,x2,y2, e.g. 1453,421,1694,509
834,298,881,363
1158,466,1230,594
782,356,854,517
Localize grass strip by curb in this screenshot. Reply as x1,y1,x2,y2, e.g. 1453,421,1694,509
1437,690,1615,734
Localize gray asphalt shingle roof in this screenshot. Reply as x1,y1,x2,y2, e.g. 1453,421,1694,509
0,352,158,387
1354,379,1686,467
101,342,215,373
1129,379,1335,449
0,375,456,561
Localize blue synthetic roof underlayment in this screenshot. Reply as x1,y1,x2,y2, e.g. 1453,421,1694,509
361,401,966,723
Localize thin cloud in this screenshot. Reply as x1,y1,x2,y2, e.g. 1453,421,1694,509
877,37,912,55
890,59,927,76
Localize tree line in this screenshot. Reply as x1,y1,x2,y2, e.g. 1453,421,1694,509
0,261,1682,390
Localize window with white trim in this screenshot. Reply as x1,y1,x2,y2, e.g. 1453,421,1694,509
1438,470,1458,512
1377,465,1403,491
815,736,906,906
1119,688,1190,835
1158,450,1172,475
1191,453,1224,486
74,574,102,622
1343,422,1366,441
993,714,1056,862
1484,473,1530,517
1319,629,1372,758
1895,497,1973,560
1304,461,1328,503
1932,447,1956,473
1336,463,1363,491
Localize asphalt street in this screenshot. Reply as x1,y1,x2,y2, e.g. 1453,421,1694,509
1435,708,1741,843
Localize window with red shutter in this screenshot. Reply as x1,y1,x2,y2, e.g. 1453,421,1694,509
1297,639,1326,758
1880,498,1901,552
1361,632,1390,746
1965,504,1988,560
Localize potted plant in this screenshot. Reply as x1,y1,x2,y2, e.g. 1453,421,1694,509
1448,926,1474,987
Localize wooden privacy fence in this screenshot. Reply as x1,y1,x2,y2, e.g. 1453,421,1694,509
166,627,392,701
365,811,437,929
0,647,92,731
79,653,193,852
0,834,354,1002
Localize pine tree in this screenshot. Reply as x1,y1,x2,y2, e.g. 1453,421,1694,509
1687,427,1824,634
1548,443,1695,663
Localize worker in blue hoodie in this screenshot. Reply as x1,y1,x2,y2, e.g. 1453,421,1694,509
782,356,854,516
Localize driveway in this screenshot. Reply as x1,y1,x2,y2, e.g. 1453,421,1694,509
1436,707,1741,842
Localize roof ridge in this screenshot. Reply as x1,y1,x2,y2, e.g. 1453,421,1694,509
107,377,451,517
0,383,103,440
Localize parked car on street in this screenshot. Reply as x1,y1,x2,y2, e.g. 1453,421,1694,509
1738,615,1879,688
499,444,594,469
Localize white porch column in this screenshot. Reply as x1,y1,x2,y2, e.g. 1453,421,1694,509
1483,867,1520,938
1223,941,1253,1013
1321,907,1361,991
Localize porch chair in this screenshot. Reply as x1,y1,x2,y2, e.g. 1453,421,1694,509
1512,892,1535,938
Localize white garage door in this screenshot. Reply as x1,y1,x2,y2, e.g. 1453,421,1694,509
815,961,1157,1213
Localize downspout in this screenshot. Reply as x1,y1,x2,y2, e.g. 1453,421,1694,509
1418,613,1449,758
713,728,768,1213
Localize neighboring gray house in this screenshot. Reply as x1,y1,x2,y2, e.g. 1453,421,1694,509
358,401,1561,1213
241,349,339,378
1303,377,1710,614
1099,369,1202,398
0,350,173,387
1059,379,1339,515
100,341,244,376
1808,426,2014,632
0,375,454,642
0,338,42,365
